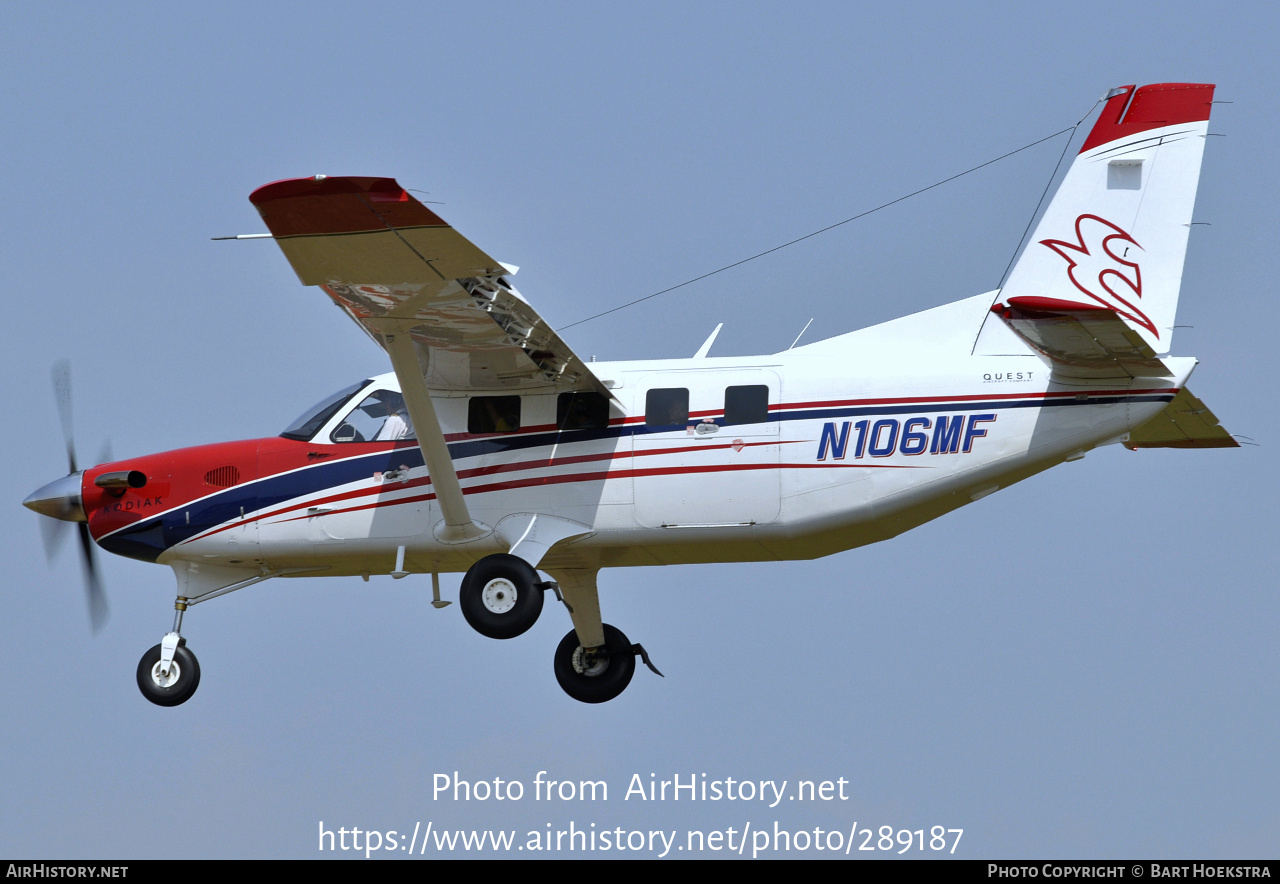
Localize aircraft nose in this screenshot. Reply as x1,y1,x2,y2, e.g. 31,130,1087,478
23,472,86,522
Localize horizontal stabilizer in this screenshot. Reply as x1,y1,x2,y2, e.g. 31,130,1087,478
990,296,1169,378
1125,388,1238,449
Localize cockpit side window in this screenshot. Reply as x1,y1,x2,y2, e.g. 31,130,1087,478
280,381,369,441
331,390,417,443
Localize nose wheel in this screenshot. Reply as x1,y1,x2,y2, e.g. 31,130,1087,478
136,639,201,707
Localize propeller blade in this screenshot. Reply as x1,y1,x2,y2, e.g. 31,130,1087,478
52,359,77,474
76,522,108,634
39,516,70,563
98,439,114,467
41,360,108,634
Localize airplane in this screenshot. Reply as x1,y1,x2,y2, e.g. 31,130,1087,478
24,82,1236,707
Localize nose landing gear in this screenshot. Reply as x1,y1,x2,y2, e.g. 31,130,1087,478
135,566,296,707
137,596,201,707
136,637,200,707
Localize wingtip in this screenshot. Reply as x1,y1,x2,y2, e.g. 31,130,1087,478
249,175,406,205
249,176,446,237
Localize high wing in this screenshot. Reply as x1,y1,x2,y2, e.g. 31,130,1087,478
251,175,611,541
250,176,609,397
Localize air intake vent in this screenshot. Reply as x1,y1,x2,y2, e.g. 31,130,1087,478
204,466,241,488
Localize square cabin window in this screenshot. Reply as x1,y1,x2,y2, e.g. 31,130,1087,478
557,392,610,430
645,388,689,427
724,384,769,425
468,396,521,433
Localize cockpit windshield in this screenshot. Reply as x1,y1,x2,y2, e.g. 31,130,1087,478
330,390,417,443
279,381,369,441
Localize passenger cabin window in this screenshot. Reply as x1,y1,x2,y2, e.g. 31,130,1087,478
332,390,416,443
645,388,689,427
557,392,610,430
469,396,521,433
724,385,769,425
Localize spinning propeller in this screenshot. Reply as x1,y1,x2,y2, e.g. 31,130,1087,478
25,360,109,633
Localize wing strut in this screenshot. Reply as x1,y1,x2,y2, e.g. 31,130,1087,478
383,331,488,542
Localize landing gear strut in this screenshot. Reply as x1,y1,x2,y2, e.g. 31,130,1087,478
459,553,545,639
545,569,663,704
137,596,201,707
136,566,302,707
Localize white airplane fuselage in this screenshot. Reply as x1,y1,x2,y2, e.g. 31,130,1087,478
156,291,1186,581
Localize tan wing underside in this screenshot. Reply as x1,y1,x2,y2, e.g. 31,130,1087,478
1126,388,1239,449
255,179,609,397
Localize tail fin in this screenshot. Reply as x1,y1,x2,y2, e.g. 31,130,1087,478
978,83,1215,360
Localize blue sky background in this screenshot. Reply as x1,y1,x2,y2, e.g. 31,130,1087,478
2,1,1275,859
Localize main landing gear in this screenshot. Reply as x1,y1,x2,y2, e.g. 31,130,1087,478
135,556,659,706
554,623,636,704
459,553,545,639
461,555,662,704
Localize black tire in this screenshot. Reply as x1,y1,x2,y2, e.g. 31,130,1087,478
553,623,636,704
136,642,201,707
459,554,544,639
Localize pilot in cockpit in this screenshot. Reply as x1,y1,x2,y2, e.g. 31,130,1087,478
373,394,414,441
330,389,416,443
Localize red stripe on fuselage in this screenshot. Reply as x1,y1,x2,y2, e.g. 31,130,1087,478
98,387,1174,545
256,459,926,531
224,439,795,533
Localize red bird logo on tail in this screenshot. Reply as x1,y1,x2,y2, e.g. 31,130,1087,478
1040,214,1157,338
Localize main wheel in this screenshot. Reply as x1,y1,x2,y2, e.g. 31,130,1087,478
459,554,544,639
553,623,636,704
136,642,201,707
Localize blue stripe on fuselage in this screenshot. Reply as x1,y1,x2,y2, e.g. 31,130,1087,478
96,391,1174,560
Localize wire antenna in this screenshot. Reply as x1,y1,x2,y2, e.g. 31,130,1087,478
562,126,1076,331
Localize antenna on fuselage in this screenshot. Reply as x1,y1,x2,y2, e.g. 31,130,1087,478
788,318,814,350
692,323,723,359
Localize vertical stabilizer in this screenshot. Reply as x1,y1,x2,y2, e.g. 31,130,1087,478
976,83,1215,357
